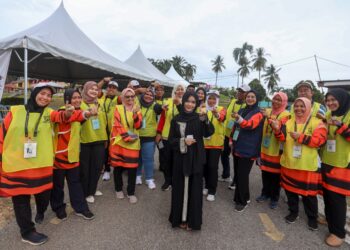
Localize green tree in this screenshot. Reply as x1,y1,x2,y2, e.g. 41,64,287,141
171,56,187,76
262,64,281,94
248,78,267,101
252,47,269,83
183,63,197,81
233,42,254,84
237,56,252,84
211,55,226,88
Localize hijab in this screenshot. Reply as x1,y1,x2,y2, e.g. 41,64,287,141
206,92,220,111
64,88,81,109
121,88,136,111
271,92,288,115
294,97,312,124
82,81,98,104
171,83,185,99
240,90,259,118
325,88,350,117
26,86,53,113
174,91,199,123
140,88,155,108
195,87,207,106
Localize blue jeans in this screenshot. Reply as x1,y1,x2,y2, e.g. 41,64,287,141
137,141,155,180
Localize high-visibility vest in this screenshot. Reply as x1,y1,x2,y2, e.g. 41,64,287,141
140,104,157,137
224,99,246,137
101,95,118,133
111,105,140,150
80,100,107,143
261,109,290,157
53,106,81,163
204,106,225,147
290,102,321,118
280,117,322,171
320,111,350,168
162,99,179,139
2,106,54,173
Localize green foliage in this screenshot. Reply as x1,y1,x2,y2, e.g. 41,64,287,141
211,55,226,87
248,79,268,101
262,64,281,94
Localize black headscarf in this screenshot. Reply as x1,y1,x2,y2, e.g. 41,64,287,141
26,86,54,113
195,87,207,106
64,88,81,109
240,90,260,118
325,88,350,116
175,91,199,123
139,89,155,108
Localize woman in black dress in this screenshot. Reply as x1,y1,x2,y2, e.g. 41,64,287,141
168,92,214,231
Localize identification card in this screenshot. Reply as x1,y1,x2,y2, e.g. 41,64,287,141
227,120,234,129
91,118,100,130
232,129,240,141
158,140,164,149
262,136,271,148
326,140,336,152
24,140,37,158
292,145,302,158
141,118,146,129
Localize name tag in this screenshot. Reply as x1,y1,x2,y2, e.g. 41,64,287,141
262,136,271,148
292,145,302,158
326,140,336,152
141,118,146,129
227,120,234,129
91,118,100,130
232,129,240,141
24,140,37,158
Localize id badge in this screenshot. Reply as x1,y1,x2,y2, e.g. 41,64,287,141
232,129,240,141
141,118,146,129
227,120,234,129
292,145,302,158
326,140,336,153
158,140,164,149
91,118,100,130
24,139,37,158
262,136,271,148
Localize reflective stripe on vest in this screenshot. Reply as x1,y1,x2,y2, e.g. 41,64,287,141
2,106,54,173
204,106,225,147
320,111,350,168
162,99,179,139
140,104,157,137
224,99,246,137
280,117,321,171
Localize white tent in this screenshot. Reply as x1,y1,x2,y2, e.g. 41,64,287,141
125,46,175,87
165,65,190,86
0,2,152,101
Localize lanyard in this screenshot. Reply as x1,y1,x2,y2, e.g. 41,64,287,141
24,110,44,138
103,97,114,114
265,111,281,134
294,115,312,134
123,106,131,129
142,106,150,119
328,111,349,137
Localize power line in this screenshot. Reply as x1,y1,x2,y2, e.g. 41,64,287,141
276,56,314,67
316,56,350,68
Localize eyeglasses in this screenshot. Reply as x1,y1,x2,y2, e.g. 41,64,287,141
124,95,135,99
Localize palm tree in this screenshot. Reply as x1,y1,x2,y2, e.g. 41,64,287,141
171,56,187,76
233,42,254,84
211,55,226,88
183,63,197,81
252,47,269,83
262,64,281,93
237,56,252,84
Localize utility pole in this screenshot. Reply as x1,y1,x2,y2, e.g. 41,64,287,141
314,55,323,93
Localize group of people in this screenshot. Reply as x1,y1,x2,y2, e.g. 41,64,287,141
0,78,348,248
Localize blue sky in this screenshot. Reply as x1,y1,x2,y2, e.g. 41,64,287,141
1,0,349,89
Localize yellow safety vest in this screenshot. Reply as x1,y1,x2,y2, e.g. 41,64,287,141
2,106,54,173
204,106,225,147
80,100,107,143
320,111,350,168
140,104,157,137
290,102,321,118
261,109,290,156
162,99,179,139
224,99,246,137
53,106,81,163
101,95,119,133
280,117,321,171
111,105,140,150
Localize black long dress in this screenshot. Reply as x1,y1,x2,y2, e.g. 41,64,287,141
168,113,214,230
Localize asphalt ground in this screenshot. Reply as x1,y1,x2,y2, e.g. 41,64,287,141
0,151,348,250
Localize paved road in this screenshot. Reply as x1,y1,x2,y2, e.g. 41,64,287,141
0,153,347,250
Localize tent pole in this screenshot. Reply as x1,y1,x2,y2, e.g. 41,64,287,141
24,44,28,104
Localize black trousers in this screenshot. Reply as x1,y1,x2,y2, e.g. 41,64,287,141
50,168,88,214
220,137,231,178
113,167,137,195
204,149,222,195
260,170,281,202
159,140,173,185
12,190,50,236
285,190,318,221
104,140,111,173
233,155,239,185
79,143,105,197
234,156,254,206
323,188,347,239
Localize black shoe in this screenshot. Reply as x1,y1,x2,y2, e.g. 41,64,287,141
285,213,299,224
75,210,95,220
308,219,318,231
56,210,67,220
256,195,268,203
34,213,44,224
161,183,171,191
234,204,247,212
22,231,48,246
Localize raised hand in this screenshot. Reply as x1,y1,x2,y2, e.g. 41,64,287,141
270,119,280,131
64,101,75,119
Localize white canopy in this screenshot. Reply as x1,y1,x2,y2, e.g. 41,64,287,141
0,2,152,87
125,46,175,87
165,65,190,86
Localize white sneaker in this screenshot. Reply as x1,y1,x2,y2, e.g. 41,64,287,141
95,190,103,196
127,195,138,204
146,179,156,190
202,189,208,196
218,176,232,183
86,196,95,203
116,191,124,199
102,172,110,181
207,194,215,202
136,176,142,185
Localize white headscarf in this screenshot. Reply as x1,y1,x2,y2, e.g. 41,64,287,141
206,90,220,111
171,83,186,99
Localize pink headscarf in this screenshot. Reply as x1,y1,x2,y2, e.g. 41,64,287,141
294,97,312,124
271,92,288,115
121,88,136,111
82,81,98,104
